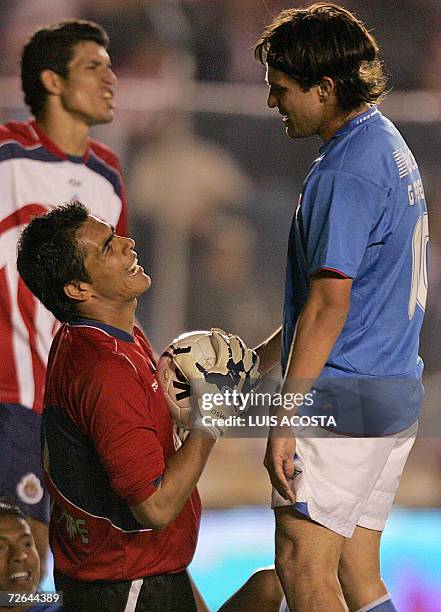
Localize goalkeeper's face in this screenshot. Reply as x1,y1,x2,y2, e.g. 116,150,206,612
72,216,151,308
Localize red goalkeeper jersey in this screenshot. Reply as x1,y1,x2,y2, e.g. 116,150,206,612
42,319,201,581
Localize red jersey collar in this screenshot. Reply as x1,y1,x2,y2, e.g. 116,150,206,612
30,119,91,163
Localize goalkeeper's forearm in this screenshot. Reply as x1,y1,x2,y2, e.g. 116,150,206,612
130,433,215,529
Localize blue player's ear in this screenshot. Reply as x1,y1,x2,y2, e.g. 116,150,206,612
318,77,335,103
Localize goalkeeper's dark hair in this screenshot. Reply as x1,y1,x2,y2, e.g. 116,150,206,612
0,498,26,521
21,19,109,118
17,201,91,323
255,3,387,111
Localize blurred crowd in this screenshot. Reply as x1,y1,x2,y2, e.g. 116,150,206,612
0,0,440,508
2,0,441,87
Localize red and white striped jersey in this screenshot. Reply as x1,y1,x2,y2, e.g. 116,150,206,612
0,119,128,413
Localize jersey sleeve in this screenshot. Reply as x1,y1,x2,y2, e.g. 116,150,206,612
115,163,128,237
109,153,128,237
89,140,128,236
80,361,165,506
303,170,387,278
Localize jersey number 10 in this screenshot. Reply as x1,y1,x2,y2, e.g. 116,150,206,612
409,212,429,320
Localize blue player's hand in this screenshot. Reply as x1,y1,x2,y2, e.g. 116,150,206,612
264,429,297,503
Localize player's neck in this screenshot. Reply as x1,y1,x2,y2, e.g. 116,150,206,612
36,111,90,157
319,102,371,142
77,301,137,337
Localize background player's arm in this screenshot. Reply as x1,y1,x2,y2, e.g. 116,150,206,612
254,326,282,375
218,568,284,612
131,433,215,529
265,271,352,500
188,572,210,612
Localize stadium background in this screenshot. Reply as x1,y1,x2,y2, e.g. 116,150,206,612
1,1,440,609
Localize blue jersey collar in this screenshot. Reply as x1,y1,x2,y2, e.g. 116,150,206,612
70,318,134,343
320,106,380,152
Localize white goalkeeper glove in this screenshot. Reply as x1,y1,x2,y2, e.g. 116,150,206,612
172,328,260,438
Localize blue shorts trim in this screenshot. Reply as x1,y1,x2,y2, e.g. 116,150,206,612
294,501,310,518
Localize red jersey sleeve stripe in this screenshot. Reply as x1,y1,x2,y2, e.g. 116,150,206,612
310,267,352,278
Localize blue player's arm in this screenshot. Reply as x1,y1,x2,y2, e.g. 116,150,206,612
283,270,352,386
254,326,282,375
264,271,352,501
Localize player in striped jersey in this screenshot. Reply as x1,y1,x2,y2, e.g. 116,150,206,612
0,20,127,574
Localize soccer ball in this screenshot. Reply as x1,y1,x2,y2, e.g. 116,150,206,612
157,331,217,429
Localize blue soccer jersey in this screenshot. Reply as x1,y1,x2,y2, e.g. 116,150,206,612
282,106,428,435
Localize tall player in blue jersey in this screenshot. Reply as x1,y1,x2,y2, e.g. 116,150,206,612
254,4,428,612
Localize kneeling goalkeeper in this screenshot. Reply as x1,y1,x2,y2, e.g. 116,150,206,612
16,201,259,612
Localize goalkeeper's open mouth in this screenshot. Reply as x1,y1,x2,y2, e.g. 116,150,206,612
127,258,143,276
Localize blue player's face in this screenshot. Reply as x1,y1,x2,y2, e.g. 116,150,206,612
74,216,151,305
266,65,325,139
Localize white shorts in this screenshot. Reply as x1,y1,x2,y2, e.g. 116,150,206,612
272,421,417,538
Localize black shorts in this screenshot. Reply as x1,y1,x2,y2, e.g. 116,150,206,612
54,569,198,612
0,403,49,523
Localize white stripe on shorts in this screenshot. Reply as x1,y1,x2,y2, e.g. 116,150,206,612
279,595,290,612
124,578,143,612
355,593,392,612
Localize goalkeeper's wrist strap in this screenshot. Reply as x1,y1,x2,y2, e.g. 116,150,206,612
192,416,222,440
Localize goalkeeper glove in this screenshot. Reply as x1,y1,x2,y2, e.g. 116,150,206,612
172,328,260,438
